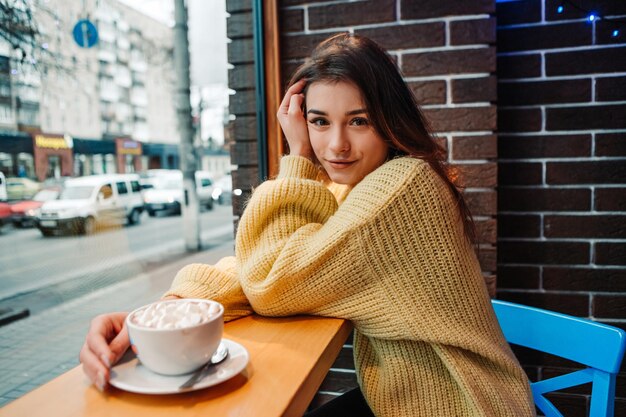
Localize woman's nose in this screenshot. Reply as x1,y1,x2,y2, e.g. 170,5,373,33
328,127,350,154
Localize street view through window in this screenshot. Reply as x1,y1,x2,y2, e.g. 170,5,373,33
0,0,233,405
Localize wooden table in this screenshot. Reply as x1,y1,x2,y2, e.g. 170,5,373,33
0,315,352,417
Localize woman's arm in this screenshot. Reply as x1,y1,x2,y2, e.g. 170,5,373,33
164,256,253,322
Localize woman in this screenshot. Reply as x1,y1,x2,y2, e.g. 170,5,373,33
80,33,535,416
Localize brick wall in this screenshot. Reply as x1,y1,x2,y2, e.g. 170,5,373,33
226,0,258,222
277,0,497,409
226,0,625,413
496,0,626,415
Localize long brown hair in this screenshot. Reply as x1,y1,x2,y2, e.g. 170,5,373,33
288,33,476,243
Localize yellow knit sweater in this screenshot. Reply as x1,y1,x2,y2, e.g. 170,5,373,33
165,156,535,417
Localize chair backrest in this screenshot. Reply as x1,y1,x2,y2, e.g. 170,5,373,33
491,300,626,417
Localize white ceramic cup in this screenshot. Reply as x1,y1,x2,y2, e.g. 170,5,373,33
126,299,224,375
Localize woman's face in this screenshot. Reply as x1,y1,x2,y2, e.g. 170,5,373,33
305,81,389,186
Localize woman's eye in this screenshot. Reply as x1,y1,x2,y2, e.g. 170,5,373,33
308,118,329,126
350,117,369,126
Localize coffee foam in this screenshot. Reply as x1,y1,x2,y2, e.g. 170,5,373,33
131,300,220,329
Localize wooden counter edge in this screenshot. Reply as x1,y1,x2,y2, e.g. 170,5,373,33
282,319,353,417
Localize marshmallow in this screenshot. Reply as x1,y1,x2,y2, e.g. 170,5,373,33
131,300,220,329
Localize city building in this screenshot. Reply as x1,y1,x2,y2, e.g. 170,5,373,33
0,0,231,182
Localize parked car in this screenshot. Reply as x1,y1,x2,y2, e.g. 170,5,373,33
6,177,41,201
0,172,7,201
10,186,62,227
0,202,11,229
36,174,144,236
142,170,214,216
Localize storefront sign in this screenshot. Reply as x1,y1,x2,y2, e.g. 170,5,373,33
116,139,142,155
34,134,73,150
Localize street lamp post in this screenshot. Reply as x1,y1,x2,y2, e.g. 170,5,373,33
173,0,201,251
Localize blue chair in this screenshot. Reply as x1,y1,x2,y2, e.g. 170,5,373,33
492,300,626,417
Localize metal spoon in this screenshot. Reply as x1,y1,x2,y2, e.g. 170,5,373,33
179,343,229,390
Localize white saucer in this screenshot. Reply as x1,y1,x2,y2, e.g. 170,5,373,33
109,339,249,394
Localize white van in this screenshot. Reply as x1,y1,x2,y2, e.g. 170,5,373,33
36,174,144,236
142,170,213,216
0,172,7,201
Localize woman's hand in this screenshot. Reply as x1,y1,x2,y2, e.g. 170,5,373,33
277,79,314,160
79,312,130,391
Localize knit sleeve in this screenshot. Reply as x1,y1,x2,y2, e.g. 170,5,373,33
235,156,386,320
163,256,254,322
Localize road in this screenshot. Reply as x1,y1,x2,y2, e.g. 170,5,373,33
0,205,235,315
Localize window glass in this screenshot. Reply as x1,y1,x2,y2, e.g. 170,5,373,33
116,181,128,194
131,180,140,192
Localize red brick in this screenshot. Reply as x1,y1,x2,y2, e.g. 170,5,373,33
596,242,626,266
464,190,496,216
496,0,542,25
228,64,255,90
498,79,591,105
546,161,626,185
281,32,343,60
228,38,254,64
546,104,626,130
475,219,497,244
595,188,626,211
279,7,303,33
546,46,626,75
498,163,543,186
450,18,496,45
281,0,328,5
226,0,251,13
232,189,252,218
230,89,256,115
498,108,542,132
281,60,303,82
230,142,258,166
596,76,626,101
499,188,591,212
496,266,541,289
308,0,395,30
356,22,444,50
455,162,497,188
452,76,496,103
498,241,590,265
408,80,446,105
499,134,592,159
403,47,496,76
593,295,626,319
231,116,258,140
401,0,494,19
424,106,496,132
596,132,626,156
232,167,260,189
497,54,541,79
544,215,626,238
498,214,541,238
227,11,253,38
478,246,496,271
452,135,497,160
496,292,590,317
544,267,626,292
498,22,592,53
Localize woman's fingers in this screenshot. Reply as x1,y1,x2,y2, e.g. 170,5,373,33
80,312,129,390
287,93,304,117
278,79,307,115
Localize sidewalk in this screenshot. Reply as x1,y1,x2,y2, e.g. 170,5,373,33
0,240,235,408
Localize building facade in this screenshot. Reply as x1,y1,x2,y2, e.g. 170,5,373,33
0,0,182,181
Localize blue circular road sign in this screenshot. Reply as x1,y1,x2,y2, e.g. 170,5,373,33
72,19,99,48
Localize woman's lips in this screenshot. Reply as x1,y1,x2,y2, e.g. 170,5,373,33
326,160,356,169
